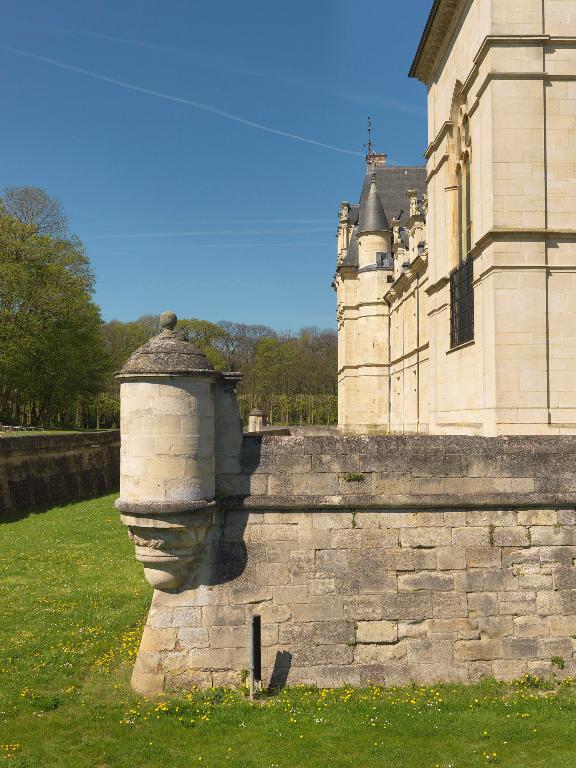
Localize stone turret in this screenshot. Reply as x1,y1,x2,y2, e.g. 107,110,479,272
353,173,393,433
248,408,265,432
115,312,241,591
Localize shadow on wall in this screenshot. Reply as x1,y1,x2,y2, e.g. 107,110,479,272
270,650,293,691
180,437,266,589
0,432,120,524
200,510,250,587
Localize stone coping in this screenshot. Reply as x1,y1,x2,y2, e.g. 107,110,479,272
0,430,119,453
116,371,219,380
216,434,576,510
116,499,217,516
241,433,576,452
219,493,576,511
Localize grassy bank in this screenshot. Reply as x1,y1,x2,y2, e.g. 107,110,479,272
1,495,575,767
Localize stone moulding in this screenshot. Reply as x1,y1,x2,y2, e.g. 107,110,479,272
409,0,467,84
116,499,218,590
115,499,218,516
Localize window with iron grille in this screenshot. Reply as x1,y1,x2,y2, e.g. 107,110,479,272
450,257,474,348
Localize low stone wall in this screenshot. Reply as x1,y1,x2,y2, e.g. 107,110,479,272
0,431,120,518
216,434,576,509
132,435,576,693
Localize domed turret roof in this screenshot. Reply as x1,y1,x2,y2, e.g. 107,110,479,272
118,312,215,376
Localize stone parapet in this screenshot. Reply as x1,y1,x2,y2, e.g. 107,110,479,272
216,434,576,509
0,431,119,518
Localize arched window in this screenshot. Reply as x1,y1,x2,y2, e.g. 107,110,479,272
457,164,463,263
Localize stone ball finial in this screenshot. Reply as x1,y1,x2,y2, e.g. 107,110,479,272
159,311,177,331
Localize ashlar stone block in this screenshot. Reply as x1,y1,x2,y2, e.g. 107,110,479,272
398,573,454,592
356,621,398,644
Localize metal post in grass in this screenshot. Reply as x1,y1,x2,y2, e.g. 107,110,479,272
249,614,262,700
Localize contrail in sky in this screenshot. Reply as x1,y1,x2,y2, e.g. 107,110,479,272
94,242,332,251
77,218,334,226
24,22,424,120
0,45,364,157
87,227,333,239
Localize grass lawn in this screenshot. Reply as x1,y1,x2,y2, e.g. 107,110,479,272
1,495,576,767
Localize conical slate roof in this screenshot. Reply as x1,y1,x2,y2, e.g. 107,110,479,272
357,173,390,235
341,225,359,267
118,312,215,376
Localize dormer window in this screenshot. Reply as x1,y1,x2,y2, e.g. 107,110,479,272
376,252,394,269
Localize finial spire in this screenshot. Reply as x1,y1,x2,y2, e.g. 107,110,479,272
364,119,387,168
364,116,374,156
159,311,177,331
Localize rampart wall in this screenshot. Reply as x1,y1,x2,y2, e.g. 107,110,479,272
0,431,120,518
133,435,576,693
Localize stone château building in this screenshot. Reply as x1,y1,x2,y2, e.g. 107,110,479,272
115,0,576,696
336,0,576,437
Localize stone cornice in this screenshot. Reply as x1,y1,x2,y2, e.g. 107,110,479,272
469,228,576,258
425,36,576,160
425,227,576,297
425,275,450,298
336,265,357,279
409,0,467,84
424,121,453,160
384,253,428,304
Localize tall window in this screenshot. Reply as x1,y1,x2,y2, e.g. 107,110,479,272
457,166,463,263
464,153,472,256
450,117,474,347
450,258,474,348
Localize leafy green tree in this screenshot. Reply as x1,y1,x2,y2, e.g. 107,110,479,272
0,201,109,425
250,338,299,397
176,318,229,371
101,316,158,378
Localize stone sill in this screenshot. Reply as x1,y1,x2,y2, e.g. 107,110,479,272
446,339,475,355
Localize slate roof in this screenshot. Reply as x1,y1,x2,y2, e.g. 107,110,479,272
360,165,426,227
358,174,390,235
341,225,359,268
339,164,427,270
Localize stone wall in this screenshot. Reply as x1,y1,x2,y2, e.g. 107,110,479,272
132,434,576,693
0,431,120,518
216,434,576,509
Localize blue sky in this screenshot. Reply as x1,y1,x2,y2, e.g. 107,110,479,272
1,0,432,330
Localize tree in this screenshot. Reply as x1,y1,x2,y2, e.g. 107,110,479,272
2,186,69,238
96,314,338,428
250,338,299,397
101,315,158,379
176,318,229,371
0,202,109,425
216,320,277,370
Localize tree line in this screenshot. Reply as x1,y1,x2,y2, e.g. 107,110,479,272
101,316,338,427
0,187,337,429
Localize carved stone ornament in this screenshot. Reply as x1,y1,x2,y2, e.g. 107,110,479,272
117,500,217,590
